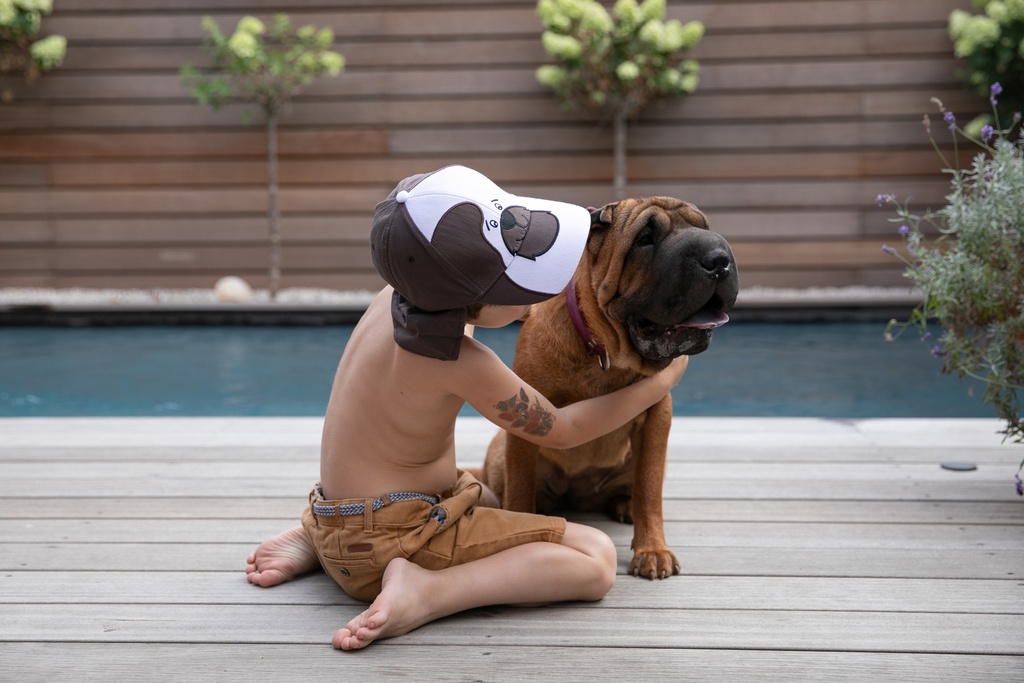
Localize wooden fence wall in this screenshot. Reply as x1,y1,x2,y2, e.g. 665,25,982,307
0,0,984,293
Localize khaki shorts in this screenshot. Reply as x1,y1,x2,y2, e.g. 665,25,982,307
301,469,566,602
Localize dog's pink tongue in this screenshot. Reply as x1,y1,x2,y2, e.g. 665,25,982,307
678,310,730,330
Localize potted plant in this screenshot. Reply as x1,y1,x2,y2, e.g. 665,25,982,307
181,14,344,298
949,1,1024,135
0,0,66,103
881,84,1023,495
535,0,703,199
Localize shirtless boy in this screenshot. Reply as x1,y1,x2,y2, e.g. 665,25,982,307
245,165,688,651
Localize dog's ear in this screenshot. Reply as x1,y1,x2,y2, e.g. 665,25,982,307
583,203,615,258
589,203,615,229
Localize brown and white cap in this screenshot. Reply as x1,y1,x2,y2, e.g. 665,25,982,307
371,165,590,359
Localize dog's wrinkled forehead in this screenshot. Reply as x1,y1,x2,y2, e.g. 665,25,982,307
673,201,709,229
594,197,708,233
643,198,708,231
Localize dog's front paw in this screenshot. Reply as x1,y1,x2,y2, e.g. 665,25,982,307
629,548,681,580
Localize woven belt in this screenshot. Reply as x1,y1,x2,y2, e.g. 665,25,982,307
312,490,440,517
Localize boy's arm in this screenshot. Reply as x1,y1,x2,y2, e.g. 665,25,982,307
453,339,687,450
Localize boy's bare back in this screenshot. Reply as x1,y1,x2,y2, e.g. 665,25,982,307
320,286,470,499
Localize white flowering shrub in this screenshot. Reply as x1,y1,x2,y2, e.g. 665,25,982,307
180,15,345,298
536,0,701,117
535,0,703,196
0,0,66,103
181,14,344,116
949,0,1024,131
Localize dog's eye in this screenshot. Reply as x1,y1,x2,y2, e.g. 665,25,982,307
634,230,654,249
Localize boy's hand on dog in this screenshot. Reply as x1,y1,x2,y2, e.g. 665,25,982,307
659,355,689,390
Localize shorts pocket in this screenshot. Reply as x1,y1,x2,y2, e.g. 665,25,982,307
322,554,376,579
320,555,380,602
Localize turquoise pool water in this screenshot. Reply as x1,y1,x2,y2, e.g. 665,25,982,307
0,322,991,418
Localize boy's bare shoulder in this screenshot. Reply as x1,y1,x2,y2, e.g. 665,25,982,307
347,288,506,403
438,336,518,405
456,334,504,369
398,333,500,387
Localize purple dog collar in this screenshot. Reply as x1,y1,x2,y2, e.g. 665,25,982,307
566,275,611,371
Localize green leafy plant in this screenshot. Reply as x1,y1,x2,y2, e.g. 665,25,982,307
880,85,1023,494
0,0,66,103
181,14,344,298
535,0,703,198
949,1,1024,134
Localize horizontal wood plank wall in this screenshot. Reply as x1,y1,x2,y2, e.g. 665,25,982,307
0,0,986,291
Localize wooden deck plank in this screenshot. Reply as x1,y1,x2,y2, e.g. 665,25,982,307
0,438,1012,463
0,444,1015,465
2,476,1016,501
3,603,1022,655
3,496,1021,525
3,459,1017,483
6,643,1021,683
3,572,1020,615
4,517,1020,551
6,543,1021,580
1,416,1012,446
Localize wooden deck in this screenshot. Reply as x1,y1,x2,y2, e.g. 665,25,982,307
2,416,1022,681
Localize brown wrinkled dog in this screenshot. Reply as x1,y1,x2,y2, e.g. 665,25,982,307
481,197,739,579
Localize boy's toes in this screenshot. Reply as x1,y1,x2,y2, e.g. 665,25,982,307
332,629,357,650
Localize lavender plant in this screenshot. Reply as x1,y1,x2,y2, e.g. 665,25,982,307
881,85,1023,494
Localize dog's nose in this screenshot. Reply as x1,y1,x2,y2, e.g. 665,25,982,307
700,248,732,280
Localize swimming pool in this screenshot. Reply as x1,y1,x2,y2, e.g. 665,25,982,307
0,321,991,418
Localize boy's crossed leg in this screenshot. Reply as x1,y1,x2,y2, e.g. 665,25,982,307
246,520,617,651
333,521,616,651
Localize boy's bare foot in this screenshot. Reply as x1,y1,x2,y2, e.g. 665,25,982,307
332,557,439,651
246,525,319,587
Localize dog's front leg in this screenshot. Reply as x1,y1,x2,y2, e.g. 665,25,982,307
502,432,539,513
628,394,680,579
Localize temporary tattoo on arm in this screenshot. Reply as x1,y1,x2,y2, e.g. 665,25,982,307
495,388,555,436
